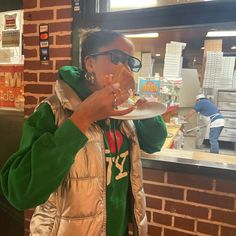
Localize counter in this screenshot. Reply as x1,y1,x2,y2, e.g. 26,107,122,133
142,148,236,178
0,108,24,168
141,149,236,235
0,108,24,236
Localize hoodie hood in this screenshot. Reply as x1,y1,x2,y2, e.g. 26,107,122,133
58,66,92,101
58,66,120,131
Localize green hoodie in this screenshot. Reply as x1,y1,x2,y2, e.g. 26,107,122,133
0,66,167,236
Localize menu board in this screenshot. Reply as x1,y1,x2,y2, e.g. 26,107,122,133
0,65,24,109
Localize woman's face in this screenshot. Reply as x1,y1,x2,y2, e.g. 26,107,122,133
85,36,135,91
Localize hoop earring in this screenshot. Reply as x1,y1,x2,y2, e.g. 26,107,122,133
85,72,96,85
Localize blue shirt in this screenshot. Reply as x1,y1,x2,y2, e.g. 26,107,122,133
194,98,224,122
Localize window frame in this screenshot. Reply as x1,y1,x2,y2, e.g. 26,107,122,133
72,0,236,66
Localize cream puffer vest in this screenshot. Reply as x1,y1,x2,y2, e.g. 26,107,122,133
29,80,147,236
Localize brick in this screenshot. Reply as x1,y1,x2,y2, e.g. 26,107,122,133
25,96,37,105
24,230,30,236
128,223,133,234
24,36,39,46
146,196,162,210
24,209,34,220
57,8,73,19
197,221,218,235
25,107,35,116
56,60,72,70
50,22,72,33
24,72,37,82
148,224,161,236
50,47,72,58
39,96,48,102
174,216,194,231
23,0,37,9
216,179,236,194
187,190,235,209
146,210,151,222
24,219,30,232
153,212,171,226
24,49,37,58
144,183,184,200
40,0,71,7
212,209,236,225
221,226,236,236
56,34,72,45
167,172,213,190
143,168,164,183
164,228,197,236
165,200,208,219
24,60,53,70
24,84,53,95
39,72,56,82
24,24,37,34
24,10,53,21
24,35,52,47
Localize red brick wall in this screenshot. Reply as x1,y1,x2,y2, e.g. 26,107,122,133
23,0,73,116
23,0,73,234
23,1,236,236
25,167,236,236
143,168,236,236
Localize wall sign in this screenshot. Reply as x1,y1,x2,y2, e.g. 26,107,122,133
2,30,20,47
4,13,17,30
138,78,160,96
0,65,24,109
39,24,49,64
73,0,80,12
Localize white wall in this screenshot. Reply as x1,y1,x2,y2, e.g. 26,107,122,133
0,10,23,64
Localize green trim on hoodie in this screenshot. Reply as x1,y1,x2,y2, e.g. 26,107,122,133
0,103,88,210
0,66,167,236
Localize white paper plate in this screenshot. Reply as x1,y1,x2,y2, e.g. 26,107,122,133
110,101,167,120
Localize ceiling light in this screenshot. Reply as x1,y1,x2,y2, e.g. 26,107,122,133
155,53,161,57
125,33,159,38
206,31,236,37
201,47,205,50
111,0,157,9
231,46,236,50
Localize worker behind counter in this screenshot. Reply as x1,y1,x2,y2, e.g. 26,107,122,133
184,94,224,154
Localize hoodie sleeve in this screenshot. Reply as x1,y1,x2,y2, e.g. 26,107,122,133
134,116,167,153
0,103,88,210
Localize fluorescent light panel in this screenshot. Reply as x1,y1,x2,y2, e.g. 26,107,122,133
125,33,159,38
111,0,157,9
206,31,236,37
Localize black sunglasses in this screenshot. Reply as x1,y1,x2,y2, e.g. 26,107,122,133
88,49,142,72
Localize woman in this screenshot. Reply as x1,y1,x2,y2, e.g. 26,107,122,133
0,30,167,236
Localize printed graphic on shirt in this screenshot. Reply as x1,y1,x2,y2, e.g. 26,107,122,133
105,129,129,186
104,126,130,236
106,151,128,185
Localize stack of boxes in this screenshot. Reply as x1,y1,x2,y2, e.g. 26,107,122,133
163,41,186,80
203,51,223,88
203,51,235,89
232,70,236,88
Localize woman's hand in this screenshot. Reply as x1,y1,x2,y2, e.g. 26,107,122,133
70,83,135,133
134,97,147,108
